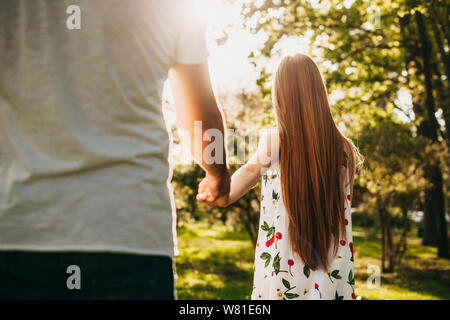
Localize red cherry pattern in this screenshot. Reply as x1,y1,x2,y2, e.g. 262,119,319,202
266,235,275,247
257,188,356,300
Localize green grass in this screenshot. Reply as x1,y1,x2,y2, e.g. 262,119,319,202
175,222,450,300
353,228,450,300
175,222,254,299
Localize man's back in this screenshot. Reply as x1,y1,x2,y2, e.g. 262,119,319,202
0,0,207,257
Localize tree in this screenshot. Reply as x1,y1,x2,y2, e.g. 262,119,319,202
398,3,449,256
241,0,449,258
356,112,428,272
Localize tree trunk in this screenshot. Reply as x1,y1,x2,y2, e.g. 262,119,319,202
381,209,395,273
377,197,388,272
243,209,258,247
239,199,258,248
219,208,228,225
429,8,450,145
429,3,450,80
430,0,450,53
415,11,439,140
380,216,386,272
414,11,449,256
395,207,409,266
385,215,395,272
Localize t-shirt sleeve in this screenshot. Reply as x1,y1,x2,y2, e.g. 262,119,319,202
174,0,209,65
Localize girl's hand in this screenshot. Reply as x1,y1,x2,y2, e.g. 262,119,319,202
196,178,210,200
197,177,229,207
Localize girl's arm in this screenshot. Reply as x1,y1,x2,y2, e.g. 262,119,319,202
198,128,279,206
227,162,261,205
229,128,279,205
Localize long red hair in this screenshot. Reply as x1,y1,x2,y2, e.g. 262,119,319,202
273,54,362,270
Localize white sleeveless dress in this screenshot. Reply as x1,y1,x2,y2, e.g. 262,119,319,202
251,166,355,300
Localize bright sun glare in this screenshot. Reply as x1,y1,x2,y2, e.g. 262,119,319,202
164,0,415,164
195,0,261,92
163,0,260,104
164,0,414,124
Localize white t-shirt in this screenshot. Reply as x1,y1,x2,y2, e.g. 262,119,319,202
0,0,208,257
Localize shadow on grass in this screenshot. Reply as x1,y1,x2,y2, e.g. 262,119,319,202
176,251,254,299
353,232,450,300
177,282,252,300
353,234,382,259
177,251,252,281
387,266,450,300
177,222,450,300
176,223,254,299
214,229,252,242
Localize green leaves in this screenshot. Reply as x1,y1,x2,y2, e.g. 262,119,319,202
303,265,311,278
271,189,280,201
261,221,275,239
267,226,275,239
260,252,272,268
273,252,281,275
272,252,288,275
348,270,355,286
282,278,291,289
282,278,299,299
285,292,300,299
335,291,344,300
328,269,342,283
331,270,342,280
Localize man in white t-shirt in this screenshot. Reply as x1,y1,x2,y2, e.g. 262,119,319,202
0,0,230,299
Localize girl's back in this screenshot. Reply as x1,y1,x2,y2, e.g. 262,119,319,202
251,130,355,300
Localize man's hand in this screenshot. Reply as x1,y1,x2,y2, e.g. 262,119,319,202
196,169,231,207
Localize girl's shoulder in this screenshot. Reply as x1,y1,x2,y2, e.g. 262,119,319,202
258,126,279,148
260,126,279,136
259,127,279,148
256,127,280,171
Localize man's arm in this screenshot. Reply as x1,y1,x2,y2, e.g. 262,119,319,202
169,62,230,204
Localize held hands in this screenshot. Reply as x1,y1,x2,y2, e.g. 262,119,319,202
196,169,231,207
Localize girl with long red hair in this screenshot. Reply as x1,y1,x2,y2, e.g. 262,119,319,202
198,53,363,300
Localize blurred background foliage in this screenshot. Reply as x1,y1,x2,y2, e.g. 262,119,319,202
172,0,450,299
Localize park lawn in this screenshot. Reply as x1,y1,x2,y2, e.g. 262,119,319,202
175,222,450,300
